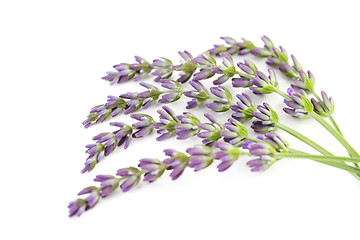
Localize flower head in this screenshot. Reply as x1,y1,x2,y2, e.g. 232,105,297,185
249,70,278,95
230,93,256,122
214,142,242,172
212,52,236,85
197,113,223,147
175,112,201,140
158,79,183,103
94,175,120,197
172,51,197,83
154,106,180,141
283,88,312,119
117,167,142,192
291,70,315,92
244,141,277,172
187,145,214,171
138,158,166,183
311,91,334,117
131,113,155,138
220,119,248,147
163,149,190,180
206,85,233,112
251,103,279,133
183,80,210,109
150,57,173,81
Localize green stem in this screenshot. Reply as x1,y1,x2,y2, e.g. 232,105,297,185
274,153,360,176
276,153,360,163
274,122,332,156
274,88,292,101
310,112,359,157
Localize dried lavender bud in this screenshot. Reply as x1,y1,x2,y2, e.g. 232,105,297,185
116,167,142,192
175,112,201,140
93,175,120,197
138,158,166,183
197,113,224,147
214,141,241,172
163,149,190,180
283,88,312,119
154,106,180,141
187,145,214,171
251,103,279,133
184,80,210,109
172,51,197,83
230,93,256,122
150,57,173,82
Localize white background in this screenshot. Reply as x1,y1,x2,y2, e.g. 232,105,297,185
1,0,360,239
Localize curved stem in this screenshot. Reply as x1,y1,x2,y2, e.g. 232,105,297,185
274,88,292,101
310,112,359,157
276,153,360,163
274,122,332,156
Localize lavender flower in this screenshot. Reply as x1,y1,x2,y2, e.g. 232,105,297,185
119,91,144,115
131,113,155,138
94,175,120,197
183,80,210,109
220,119,248,147
193,52,217,80
212,52,236,85
206,85,233,112
249,70,278,94
175,112,201,140
230,93,256,123
82,105,113,128
197,113,224,147
163,149,190,180
231,60,257,88
283,88,313,119
103,56,152,85
311,91,335,117
172,51,197,83
208,36,255,56
154,106,180,141
244,142,277,172
291,70,315,92
257,132,289,153
137,82,161,109
249,36,274,57
138,158,166,183
158,79,183,103
150,57,173,81
214,141,241,172
81,122,132,173
187,145,214,171
265,46,289,68
68,187,100,217
251,103,278,133
116,167,142,192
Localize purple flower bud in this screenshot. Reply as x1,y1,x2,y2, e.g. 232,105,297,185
151,58,173,81
163,150,189,180
230,93,256,122
68,199,87,217
94,175,120,197
187,145,214,171
214,142,241,172
116,167,142,192
247,155,275,172
193,69,214,81
232,77,252,88
138,158,166,183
